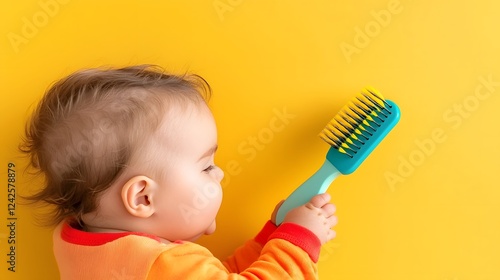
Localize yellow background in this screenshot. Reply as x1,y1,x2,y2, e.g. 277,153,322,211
1,0,499,279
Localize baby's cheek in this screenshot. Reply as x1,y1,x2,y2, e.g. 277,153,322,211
185,181,221,217
171,180,221,225
199,181,222,203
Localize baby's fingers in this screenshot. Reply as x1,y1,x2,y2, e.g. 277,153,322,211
321,203,336,216
309,193,331,208
327,229,337,241
327,215,338,227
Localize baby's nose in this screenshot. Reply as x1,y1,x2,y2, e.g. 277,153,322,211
216,166,224,182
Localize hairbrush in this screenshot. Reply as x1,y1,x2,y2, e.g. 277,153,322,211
275,87,401,224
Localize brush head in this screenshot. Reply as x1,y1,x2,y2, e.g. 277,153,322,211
319,87,400,174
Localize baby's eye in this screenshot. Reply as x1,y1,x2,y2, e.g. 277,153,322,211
203,165,215,172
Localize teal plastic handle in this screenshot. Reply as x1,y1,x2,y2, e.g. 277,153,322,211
275,159,341,225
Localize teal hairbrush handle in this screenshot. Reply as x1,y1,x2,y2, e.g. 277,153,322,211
275,158,341,225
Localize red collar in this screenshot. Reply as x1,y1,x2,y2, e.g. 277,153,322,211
61,222,162,246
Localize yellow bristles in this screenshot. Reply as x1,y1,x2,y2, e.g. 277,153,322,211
319,87,387,157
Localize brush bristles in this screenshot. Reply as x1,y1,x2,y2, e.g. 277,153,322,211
319,87,392,158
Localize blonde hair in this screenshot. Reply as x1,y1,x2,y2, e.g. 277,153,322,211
20,65,211,226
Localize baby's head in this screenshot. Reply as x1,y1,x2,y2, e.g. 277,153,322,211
22,65,224,241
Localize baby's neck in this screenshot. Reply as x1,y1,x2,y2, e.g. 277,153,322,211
84,224,124,233
83,224,172,244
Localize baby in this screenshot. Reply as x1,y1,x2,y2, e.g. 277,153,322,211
21,65,337,279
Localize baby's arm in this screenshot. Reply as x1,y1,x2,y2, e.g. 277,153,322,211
147,193,337,279
222,200,283,272
222,220,278,273
223,193,336,273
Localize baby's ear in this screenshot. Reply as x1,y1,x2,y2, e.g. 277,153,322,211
121,176,157,218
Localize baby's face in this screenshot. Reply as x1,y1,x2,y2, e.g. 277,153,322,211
152,102,224,241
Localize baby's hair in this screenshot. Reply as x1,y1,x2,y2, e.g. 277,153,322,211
20,65,211,227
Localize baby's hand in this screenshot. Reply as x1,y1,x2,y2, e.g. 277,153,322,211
282,193,337,245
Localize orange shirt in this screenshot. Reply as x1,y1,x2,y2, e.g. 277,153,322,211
53,220,321,279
